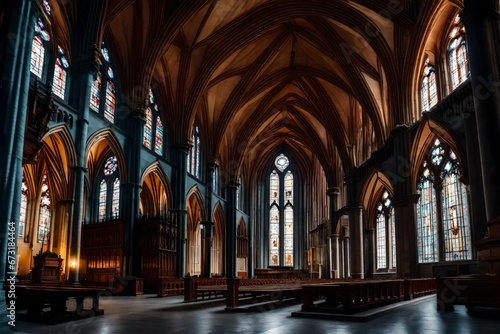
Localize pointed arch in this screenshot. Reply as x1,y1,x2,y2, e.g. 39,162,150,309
410,117,466,191
39,124,77,201
85,128,127,184
212,201,226,276
358,169,394,229
186,185,206,276
140,162,173,216
411,118,472,263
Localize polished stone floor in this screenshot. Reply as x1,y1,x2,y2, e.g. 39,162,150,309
11,294,500,334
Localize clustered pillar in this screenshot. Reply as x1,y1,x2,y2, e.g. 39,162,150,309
462,0,500,271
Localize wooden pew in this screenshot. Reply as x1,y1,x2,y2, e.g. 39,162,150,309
7,284,106,324
436,275,500,313
300,279,406,314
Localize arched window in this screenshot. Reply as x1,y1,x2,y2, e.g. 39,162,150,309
449,15,469,89
19,180,28,239
30,18,50,79
236,176,242,210
53,46,69,100
375,191,396,270
97,156,120,221
269,154,294,267
90,42,116,123
143,88,165,156
416,139,471,263
188,125,201,178
38,173,51,243
112,177,120,218
421,59,437,112
237,220,248,258
98,179,107,220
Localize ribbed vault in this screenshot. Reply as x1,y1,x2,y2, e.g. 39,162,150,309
48,0,430,187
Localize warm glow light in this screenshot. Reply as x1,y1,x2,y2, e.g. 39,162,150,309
70,260,76,268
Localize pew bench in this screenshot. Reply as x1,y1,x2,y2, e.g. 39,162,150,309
8,284,106,324
436,275,500,313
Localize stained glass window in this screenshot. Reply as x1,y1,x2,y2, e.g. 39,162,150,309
421,59,438,112
90,73,102,111
111,178,120,218
143,87,165,155
269,154,293,266
275,154,289,172
441,152,471,261
104,81,115,122
31,18,50,79
98,155,120,221
390,208,396,268
38,174,51,243
89,41,116,123
449,15,469,89
416,139,471,263
155,116,163,155
376,210,386,269
104,156,118,176
188,126,201,178
43,0,51,15
98,179,107,220
375,191,395,270
19,181,28,238
236,177,241,210
53,46,69,100
417,164,438,263
144,107,152,148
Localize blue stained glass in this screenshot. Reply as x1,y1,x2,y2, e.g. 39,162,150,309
107,66,114,79
40,30,50,42
143,107,152,148
155,116,163,155
102,48,110,62
61,56,69,68
104,156,118,176
43,0,51,15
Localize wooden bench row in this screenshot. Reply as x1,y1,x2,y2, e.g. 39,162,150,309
436,274,500,313
300,278,436,314
5,283,106,324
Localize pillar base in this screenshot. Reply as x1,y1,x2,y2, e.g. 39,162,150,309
475,217,500,273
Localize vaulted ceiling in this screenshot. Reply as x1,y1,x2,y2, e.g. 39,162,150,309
48,0,462,185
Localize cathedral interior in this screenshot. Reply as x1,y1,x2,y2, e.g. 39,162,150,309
1,0,500,332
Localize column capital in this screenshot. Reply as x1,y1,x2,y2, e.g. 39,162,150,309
173,142,192,154
327,187,340,197
70,47,101,76
393,193,420,207
207,157,219,168
134,99,149,120
227,180,240,189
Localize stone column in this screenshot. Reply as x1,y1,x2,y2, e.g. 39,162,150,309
123,104,146,276
329,234,339,278
342,223,350,278
173,144,190,277
393,194,420,278
462,0,500,268
200,221,213,278
65,0,106,284
364,228,375,278
0,1,36,331
347,207,364,279
461,87,487,243
201,159,217,277
225,180,239,278
327,187,340,278
68,55,99,282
